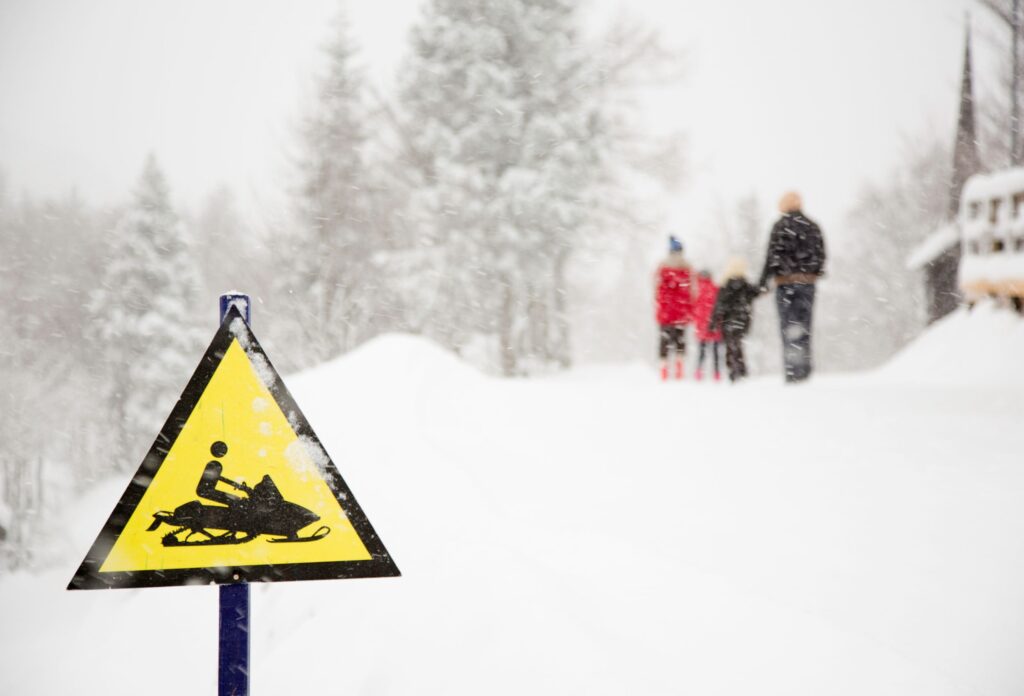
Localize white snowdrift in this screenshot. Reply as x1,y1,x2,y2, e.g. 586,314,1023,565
2,322,1024,696
877,302,1024,386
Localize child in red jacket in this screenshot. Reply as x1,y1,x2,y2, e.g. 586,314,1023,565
692,270,722,381
654,236,694,380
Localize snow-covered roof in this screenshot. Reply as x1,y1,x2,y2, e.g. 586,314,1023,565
907,222,958,270
961,166,1024,202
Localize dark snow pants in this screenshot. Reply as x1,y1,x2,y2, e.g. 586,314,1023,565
723,329,747,381
697,340,721,375
658,324,686,359
775,283,816,382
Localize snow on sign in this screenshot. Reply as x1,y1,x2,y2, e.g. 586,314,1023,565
69,306,400,590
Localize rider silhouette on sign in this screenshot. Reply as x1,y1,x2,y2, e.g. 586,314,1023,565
196,441,252,506
146,440,330,546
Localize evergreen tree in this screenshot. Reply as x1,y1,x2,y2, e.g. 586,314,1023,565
278,9,378,366
90,155,201,467
193,187,265,300
396,0,604,375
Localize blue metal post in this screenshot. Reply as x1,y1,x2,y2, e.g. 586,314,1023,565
219,583,250,695
219,292,251,696
220,293,252,325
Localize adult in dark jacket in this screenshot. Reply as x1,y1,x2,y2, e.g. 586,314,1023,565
757,191,826,383
710,258,761,382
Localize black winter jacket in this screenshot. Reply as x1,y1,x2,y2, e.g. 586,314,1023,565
757,211,826,288
710,278,760,336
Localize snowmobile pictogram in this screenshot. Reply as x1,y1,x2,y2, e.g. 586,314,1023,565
146,440,330,546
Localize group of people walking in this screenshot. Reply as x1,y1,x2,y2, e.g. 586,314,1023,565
654,191,826,383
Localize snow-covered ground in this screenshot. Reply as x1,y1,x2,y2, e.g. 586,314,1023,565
3,305,1024,695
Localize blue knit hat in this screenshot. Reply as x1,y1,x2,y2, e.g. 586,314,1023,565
669,236,683,253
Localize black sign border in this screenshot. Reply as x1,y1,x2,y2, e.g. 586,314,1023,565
69,306,401,590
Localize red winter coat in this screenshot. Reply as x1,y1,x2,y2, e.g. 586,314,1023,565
693,275,722,342
655,263,694,325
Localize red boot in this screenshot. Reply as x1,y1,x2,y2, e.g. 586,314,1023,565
660,363,669,381
695,369,704,381
674,359,684,380
713,371,721,382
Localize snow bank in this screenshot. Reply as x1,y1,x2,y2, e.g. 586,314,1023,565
877,302,1024,386
4,328,1024,695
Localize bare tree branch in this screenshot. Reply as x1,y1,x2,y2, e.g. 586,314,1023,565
978,0,1013,28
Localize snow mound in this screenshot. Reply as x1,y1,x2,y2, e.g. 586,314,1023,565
282,333,483,464
877,302,1024,386
301,333,473,380
290,333,480,390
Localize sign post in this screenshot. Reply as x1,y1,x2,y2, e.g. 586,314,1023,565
69,291,399,693
219,293,252,696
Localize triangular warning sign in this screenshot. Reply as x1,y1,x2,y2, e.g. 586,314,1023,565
69,307,400,589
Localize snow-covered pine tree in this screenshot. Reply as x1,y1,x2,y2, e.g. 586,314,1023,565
393,0,516,361
504,1,607,371
278,9,378,367
396,0,603,375
192,186,274,313
90,155,201,468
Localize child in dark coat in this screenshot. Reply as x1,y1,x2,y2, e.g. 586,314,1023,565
709,258,762,382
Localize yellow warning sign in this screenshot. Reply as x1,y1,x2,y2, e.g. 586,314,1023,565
69,307,399,589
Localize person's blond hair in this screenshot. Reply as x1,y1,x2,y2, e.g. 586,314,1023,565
722,257,748,281
778,190,802,213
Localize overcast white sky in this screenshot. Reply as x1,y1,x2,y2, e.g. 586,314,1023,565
0,0,998,243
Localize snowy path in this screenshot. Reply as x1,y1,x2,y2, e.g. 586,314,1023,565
3,315,1024,695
